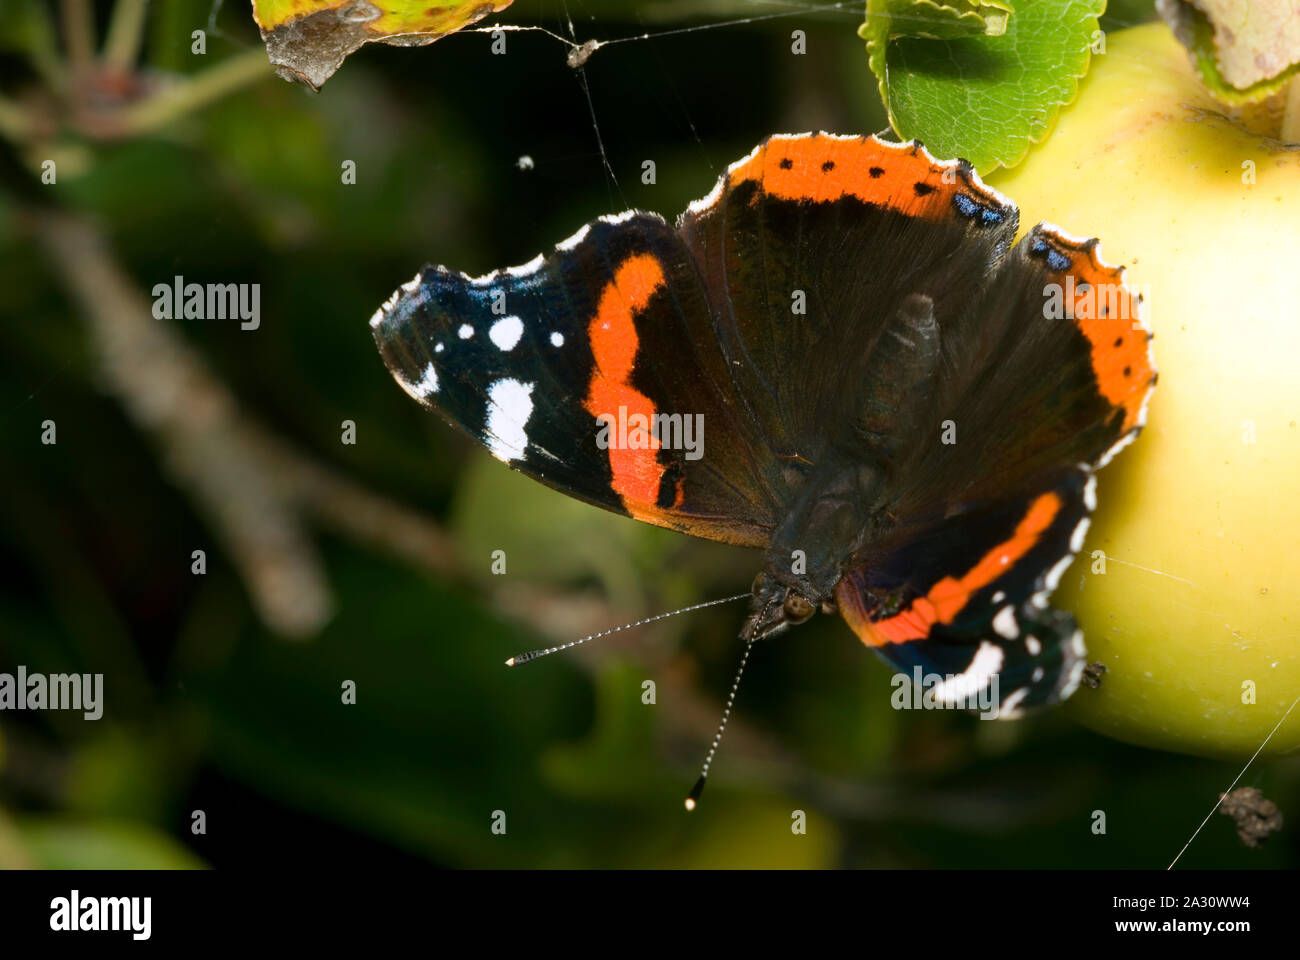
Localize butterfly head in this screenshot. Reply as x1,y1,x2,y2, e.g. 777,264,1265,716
744,572,822,641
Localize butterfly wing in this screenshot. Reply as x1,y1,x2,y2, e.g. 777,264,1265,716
373,132,1155,692
371,211,785,546
835,467,1096,715
888,221,1156,515
678,133,1023,471
830,221,1154,712
373,134,1043,547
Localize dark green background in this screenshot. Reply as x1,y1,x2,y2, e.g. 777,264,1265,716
0,0,1295,868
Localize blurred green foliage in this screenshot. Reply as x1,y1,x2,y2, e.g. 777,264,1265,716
0,0,1296,869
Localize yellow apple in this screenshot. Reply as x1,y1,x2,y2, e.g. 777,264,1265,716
989,24,1300,759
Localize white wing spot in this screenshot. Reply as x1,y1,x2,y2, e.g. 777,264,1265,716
1083,473,1098,511
1061,658,1087,700
1043,555,1074,592
930,641,1003,706
1000,687,1030,716
397,363,438,401
1026,635,1042,656
556,223,591,252
411,363,438,397
485,378,535,462
369,289,400,329
434,342,445,353
458,324,474,340
550,331,565,347
993,606,1019,639
599,210,641,226
489,315,524,351
1069,517,1091,553
506,254,545,278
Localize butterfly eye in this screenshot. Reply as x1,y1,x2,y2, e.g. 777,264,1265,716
783,593,816,623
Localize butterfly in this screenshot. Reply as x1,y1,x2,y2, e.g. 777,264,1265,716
370,133,1155,796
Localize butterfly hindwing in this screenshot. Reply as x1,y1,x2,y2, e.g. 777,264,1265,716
834,467,1095,715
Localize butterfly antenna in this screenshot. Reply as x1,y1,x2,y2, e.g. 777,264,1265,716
504,593,749,667
685,606,767,812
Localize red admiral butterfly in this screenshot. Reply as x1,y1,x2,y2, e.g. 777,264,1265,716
371,133,1155,789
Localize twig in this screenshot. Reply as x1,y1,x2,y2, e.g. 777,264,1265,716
0,94,34,142
60,0,96,76
34,208,333,638
114,47,269,138
256,434,461,579
102,0,150,73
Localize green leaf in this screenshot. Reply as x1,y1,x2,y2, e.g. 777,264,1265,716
451,456,677,602
865,0,1011,45
251,0,514,90
1159,0,1300,105
862,0,1106,173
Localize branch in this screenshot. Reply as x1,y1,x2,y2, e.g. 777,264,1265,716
0,94,34,143
34,208,334,638
113,47,270,138
102,0,150,74
60,0,96,76
255,433,461,579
